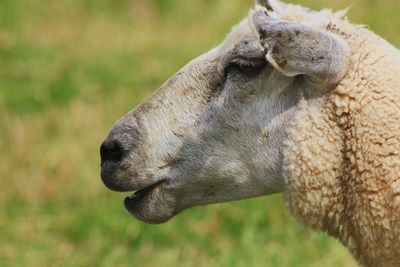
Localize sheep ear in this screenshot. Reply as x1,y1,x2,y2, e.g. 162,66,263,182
256,0,274,11
251,8,349,85
256,0,286,12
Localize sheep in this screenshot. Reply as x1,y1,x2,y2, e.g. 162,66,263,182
100,1,400,266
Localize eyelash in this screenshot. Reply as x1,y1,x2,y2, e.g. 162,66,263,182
228,57,267,75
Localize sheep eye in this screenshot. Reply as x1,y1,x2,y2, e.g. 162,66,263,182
229,57,267,75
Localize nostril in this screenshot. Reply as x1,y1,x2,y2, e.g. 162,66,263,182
100,140,123,162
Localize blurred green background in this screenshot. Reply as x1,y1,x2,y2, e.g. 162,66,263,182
1,0,399,266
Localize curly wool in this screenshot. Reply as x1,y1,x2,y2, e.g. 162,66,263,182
282,13,400,267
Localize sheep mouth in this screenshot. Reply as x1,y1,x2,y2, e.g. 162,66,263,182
124,181,163,213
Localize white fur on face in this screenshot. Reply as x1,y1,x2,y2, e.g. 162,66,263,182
103,2,347,224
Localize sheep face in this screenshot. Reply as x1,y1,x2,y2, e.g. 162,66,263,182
100,0,349,224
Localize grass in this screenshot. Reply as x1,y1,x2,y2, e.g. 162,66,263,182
1,0,399,266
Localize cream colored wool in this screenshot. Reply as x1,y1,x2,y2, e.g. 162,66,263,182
283,17,400,267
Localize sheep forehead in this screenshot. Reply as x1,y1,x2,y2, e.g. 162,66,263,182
218,20,255,61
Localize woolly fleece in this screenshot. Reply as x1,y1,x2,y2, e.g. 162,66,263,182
282,8,400,267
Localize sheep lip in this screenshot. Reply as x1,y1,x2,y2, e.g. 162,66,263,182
124,181,163,208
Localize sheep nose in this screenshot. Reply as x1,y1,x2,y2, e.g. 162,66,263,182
100,139,124,163
100,116,142,192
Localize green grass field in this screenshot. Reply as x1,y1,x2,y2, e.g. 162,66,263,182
1,0,399,266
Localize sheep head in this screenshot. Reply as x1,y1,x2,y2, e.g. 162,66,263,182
100,3,349,224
